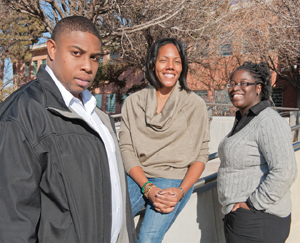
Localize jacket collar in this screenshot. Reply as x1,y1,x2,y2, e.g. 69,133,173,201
36,65,115,136
36,64,70,112
36,65,91,124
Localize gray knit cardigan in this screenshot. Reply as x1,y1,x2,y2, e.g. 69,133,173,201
218,107,297,217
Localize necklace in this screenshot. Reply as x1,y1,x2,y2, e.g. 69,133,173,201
157,92,168,102
158,95,167,102
157,88,174,102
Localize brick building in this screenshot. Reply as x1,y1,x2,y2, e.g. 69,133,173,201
16,43,297,114
13,43,48,87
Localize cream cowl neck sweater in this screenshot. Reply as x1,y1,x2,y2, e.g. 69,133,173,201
119,81,210,179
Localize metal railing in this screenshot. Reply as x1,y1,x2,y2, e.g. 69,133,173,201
113,106,300,215
206,103,300,111
111,114,122,118
193,152,218,192
111,104,299,119
206,103,299,116
193,123,300,193
136,129,300,216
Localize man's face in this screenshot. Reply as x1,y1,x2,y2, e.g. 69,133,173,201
47,31,102,98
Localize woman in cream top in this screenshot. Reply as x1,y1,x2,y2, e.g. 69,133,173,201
119,38,210,243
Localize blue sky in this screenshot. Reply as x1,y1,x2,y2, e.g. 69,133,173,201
3,58,13,84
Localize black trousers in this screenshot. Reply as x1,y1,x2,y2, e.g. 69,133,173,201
224,208,291,243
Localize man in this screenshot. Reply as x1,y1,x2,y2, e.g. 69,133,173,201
0,16,136,243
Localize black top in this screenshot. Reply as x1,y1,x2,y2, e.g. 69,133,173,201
229,100,270,137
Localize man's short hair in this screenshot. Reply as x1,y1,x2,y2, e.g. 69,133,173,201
51,16,101,43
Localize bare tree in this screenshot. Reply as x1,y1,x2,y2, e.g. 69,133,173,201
3,0,235,64
185,0,300,108
9,0,299,109
106,0,237,101
0,3,45,102
2,0,238,101
255,0,300,107
219,0,300,107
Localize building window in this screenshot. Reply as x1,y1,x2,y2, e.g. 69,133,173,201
106,94,116,113
194,90,208,101
215,89,231,115
24,62,30,77
41,59,47,65
215,89,230,104
242,29,258,54
220,43,232,56
109,52,118,63
95,94,102,109
268,34,276,51
200,42,210,56
32,60,38,76
121,93,130,108
219,32,233,56
271,87,283,107
242,40,250,54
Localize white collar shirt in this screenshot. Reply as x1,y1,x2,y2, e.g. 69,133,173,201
45,66,122,243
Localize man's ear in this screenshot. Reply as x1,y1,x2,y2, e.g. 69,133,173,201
47,39,57,61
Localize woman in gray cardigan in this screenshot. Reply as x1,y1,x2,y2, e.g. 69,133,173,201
119,38,210,243
217,62,297,243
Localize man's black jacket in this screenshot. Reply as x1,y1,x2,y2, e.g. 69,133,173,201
0,65,136,243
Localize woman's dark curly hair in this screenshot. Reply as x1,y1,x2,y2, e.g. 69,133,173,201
145,38,190,91
231,61,272,101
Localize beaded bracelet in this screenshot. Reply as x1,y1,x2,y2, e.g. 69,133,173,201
143,182,154,197
144,184,156,199
179,187,185,199
141,181,151,194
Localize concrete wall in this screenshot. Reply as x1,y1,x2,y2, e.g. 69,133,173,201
133,114,300,243
208,116,234,154
134,150,300,243
134,185,225,243
287,150,300,243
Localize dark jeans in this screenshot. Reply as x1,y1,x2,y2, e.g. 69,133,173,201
224,208,291,243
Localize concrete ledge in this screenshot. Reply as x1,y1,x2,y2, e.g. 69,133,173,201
134,186,225,243
132,115,299,242
287,150,300,243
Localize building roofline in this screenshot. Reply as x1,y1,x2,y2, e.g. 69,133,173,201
31,43,47,51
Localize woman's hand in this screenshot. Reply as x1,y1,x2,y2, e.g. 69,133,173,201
149,161,205,213
159,187,183,203
148,187,180,213
232,202,250,211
